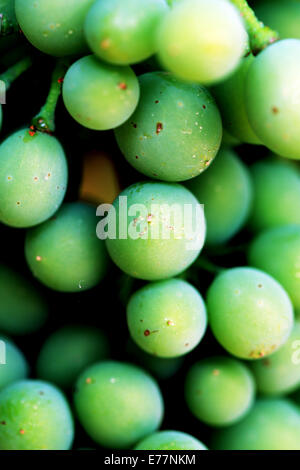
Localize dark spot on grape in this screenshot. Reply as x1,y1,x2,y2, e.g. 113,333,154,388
118,82,127,90
16,201,20,206
19,429,25,435
155,100,159,104
135,155,139,159
263,359,271,366
144,329,150,336
0,421,6,425
272,106,279,114
131,122,137,128
153,173,158,177
258,284,263,288
156,122,163,134
85,377,92,384
140,319,143,323
202,105,206,109
39,391,44,395
185,343,189,347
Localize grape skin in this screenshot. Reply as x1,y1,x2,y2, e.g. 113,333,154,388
127,278,207,358
74,361,164,449
0,380,74,450
135,430,207,450
0,338,28,391
115,72,222,182
207,267,294,360
84,0,169,65
185,357,255,427
63,55,140,131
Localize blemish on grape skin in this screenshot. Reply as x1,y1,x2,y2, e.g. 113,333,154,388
213,369,220,376
131,122,137,128
144,329,151,337
263,359,271,367
202,105,206,109
36,256,42,262
19,429,25,435
272,106,279,114
7,176,12,181
0,421,6,425
167,320,175,326
33,176,38,182
85,377,92,384
156,122,163,135
185,343,189,347
135,155,139,159
101,38,110,49
16,201,21,206
155,100,159,104
118,82,127,90
258,284,263,288
39,391,44,396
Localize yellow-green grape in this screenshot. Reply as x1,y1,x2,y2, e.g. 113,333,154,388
84,0,169,65
114,72,222,182
36,326,110,388
248,225,300,314
156,0,247,84
211,55,261,145
185,357,255,427
0,129,68,228
186,148,253,246
0,338,29,390
248,158,300,232
15,0,95,56
250,321,300,396
0,265,48,335
207,267,294,360
127,279,207,358
135,430,207,450
0,380,74,450
212,399,300,450
62,55,140,130
254,0,300,40
105,181,206,281
245,39,300,160
74,361,164,449
25,202,108,293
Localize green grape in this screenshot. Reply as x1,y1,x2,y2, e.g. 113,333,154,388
0,129,68,228
185,357,255,427
248,225,300,313
84,0,169,65
135,430,207,450
211,55,261,145
0,380,74,450
0,338,28,390
207,267,294,360
0,106,2,131
254,0,300,40
63,55,140,131
186,148,253,246
105,181,206,281
127,340,183,380
250,321,300,396
127,279,207,358
248,159,300,232
212,399,300,450
74,361,164,449
36,326,110,389
156,0,247,84
15,0,95,57
0,265,48,335
25,202,108,293
245,39,300,160
114,72,222,182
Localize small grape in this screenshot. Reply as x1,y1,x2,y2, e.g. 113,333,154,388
250,321,300,396
105,181,206,280
0,380,74,450
127,279,207,358
0,129,68,228
84,0,169,65
36,326,110,388
25,202,108,293
212,399,300,450
62,55,140,130
211,55,261,145
114,72,222,182
0,338,28,391
185,357,255,427
0,265,48,335
207,267,294,359
15,0,95,56
74,361,164,449
135,430,207,450
186,148,253,246
248,158,300,232
248,225,300,313
245,39,300,160
156,0,247,84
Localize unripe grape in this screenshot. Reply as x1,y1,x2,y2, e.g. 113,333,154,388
0,338,28,390
135,430,207,450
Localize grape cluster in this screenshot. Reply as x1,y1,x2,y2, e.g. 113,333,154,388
1,0,300,452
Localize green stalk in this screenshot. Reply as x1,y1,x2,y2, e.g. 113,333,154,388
0,56,32,91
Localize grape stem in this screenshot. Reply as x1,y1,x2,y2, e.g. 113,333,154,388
31,59,70,134
229,0,279,54
194,257,225,275
0,13,19,36
0,56,32,91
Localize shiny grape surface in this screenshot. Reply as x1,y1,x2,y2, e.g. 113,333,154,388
115,72,222,182
156,0,247,84
127,279,207,357
0,338,28,391
207,267,294,359
135,430,207,450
